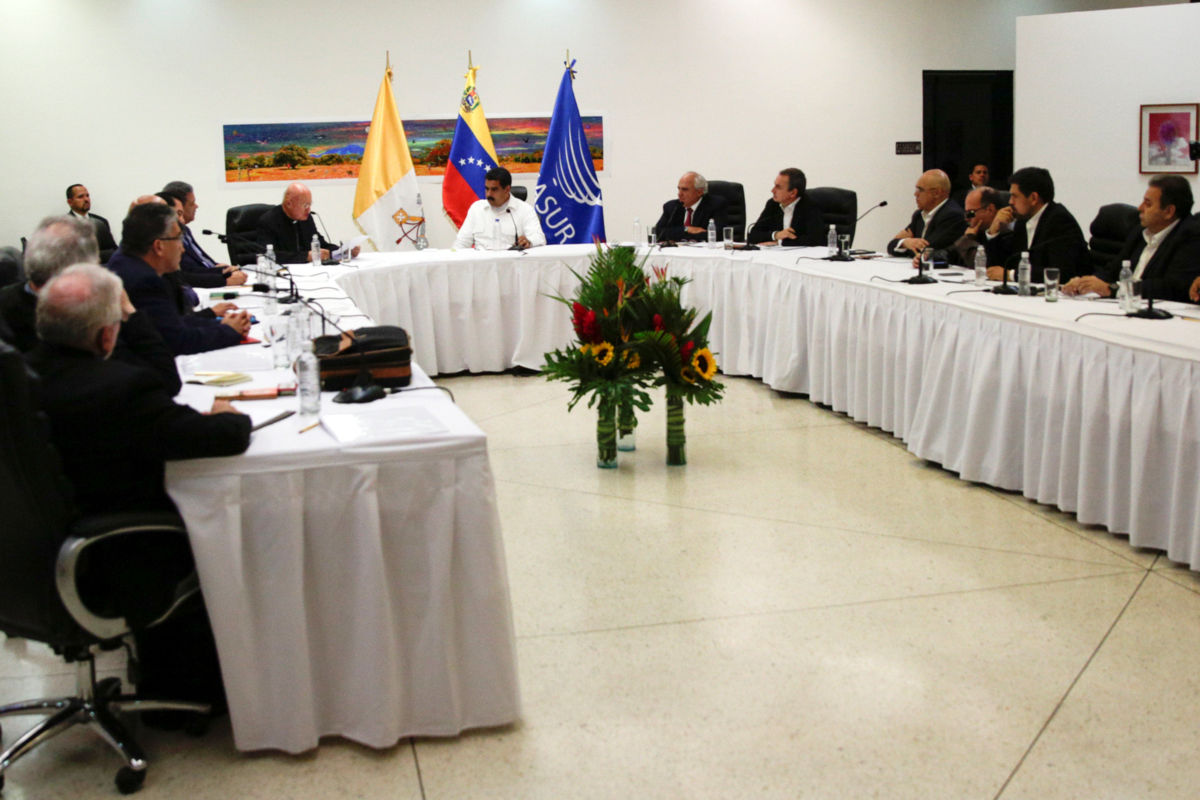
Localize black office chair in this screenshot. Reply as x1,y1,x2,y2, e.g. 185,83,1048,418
0,246,22,288
807,187,859,246
707,181,746,240
0,342,210,795
223,203,273,266
1088,203,1139,273
510,185,528,201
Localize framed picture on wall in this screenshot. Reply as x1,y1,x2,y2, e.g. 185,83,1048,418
1139,103,1198,174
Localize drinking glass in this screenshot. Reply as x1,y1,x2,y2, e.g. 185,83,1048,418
1043,267,1060,302
723,226,734,245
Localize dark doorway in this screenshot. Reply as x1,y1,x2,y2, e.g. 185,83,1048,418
923,70,1013,198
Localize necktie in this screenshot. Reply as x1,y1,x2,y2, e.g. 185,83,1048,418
684,207,693,227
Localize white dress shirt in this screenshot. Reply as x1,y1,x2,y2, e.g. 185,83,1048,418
454,196,546,250
1133,219,1179,281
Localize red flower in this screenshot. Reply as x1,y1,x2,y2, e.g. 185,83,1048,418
571,302,601,343
681,340,696,361
653,314,664,331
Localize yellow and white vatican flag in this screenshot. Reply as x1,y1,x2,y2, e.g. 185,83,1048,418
354,62,425,251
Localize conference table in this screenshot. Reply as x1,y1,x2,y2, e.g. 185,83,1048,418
164,271,520,754
325,243,1200,571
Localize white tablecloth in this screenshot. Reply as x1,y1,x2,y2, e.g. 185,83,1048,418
165,276,520,753
318,246,1200,569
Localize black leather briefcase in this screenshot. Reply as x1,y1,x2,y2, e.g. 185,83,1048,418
312,325,413,390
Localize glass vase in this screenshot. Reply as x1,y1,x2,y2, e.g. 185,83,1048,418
617,399,637,451
665,390,686,466
596,399,618,468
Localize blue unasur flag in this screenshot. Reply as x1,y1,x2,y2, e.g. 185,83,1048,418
535,61,605,244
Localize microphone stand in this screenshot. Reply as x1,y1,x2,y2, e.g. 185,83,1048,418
905,248,937,285
992,267,1016,294
1128,296,1173,320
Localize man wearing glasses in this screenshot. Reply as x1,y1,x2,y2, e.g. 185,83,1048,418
949,186,1013,266
108,204,251,355
886,169,966,257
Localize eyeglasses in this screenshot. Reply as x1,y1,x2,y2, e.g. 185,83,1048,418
157,234,183,241
964,209,978,219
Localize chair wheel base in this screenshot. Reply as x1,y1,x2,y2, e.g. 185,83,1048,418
115,766,145,794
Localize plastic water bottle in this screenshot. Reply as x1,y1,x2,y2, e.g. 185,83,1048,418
1017,251,1032,296
296,340,321,418
287,303,311,364
632,218,642,246
310,234,321,266
707,218,717,247
974,246,988,286
1117,260,1133,312
263,244,281,294
827,224,838,254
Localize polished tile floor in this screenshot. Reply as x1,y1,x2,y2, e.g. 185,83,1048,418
3,374,1199,798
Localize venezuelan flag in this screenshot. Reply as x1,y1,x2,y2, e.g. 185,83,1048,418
442,66,499,228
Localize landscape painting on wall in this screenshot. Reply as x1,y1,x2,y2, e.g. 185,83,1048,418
223,117,605,182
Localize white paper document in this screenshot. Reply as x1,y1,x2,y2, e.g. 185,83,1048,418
320,404,449,445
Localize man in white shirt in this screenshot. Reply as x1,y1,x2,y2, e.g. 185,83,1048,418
1063,175,1199,303
885,169,966,257
454,167,546,250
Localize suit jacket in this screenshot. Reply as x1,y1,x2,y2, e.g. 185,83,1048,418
255,205,334,264
1003,201,1089,282
82,212,118,263
0,280,180,393
26,342,250,515
886,200,967,256
108,250,242,356
747,197,826,246
1095,218,1200,303
654,194,728,242
179,225,227,288
950,228,1014,268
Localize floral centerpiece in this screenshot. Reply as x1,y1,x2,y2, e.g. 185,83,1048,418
628,265,724,465
542,245,655,467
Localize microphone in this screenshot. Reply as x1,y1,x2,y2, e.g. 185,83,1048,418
856,200,888,223
506,208,523,251
200,228,228,244
1128,296,1173,320
206,227,265,265
904,247,938,284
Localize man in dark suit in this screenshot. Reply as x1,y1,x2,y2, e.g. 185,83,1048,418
747,167,825,247
28,262,249,714
1063,175,1200,303
256,182,358,264
886,169,966,257
27,263,251,514
986,167,1089,283
0,215,181,393
108,203,251,355
654,172,728,242
66,183,118,263
952,162,991,206
949,187,1013,267
160,180,247,289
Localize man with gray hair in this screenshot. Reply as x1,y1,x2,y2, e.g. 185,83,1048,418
0,216,180,391
27,263,251,515
654,171,728,242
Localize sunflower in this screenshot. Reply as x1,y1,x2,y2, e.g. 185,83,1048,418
578,343,592,355
680,366,697,384
691,347,717,380
592,341,615,366
622,350,641,370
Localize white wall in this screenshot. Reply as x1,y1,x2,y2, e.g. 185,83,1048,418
1016,3,1200,227
0,0,1178,254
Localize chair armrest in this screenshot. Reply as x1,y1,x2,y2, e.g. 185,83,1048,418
55,514,199,641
